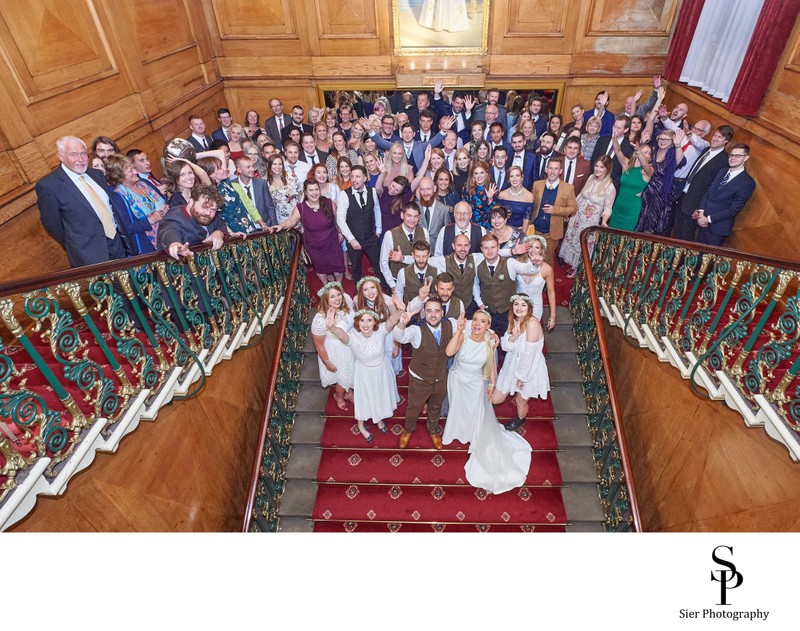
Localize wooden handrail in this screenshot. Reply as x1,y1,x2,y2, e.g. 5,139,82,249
0,228,273,299
241,230,303,532
580,226,643,531
590,226,800,271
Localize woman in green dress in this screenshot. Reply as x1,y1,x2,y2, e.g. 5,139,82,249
608,137,653,231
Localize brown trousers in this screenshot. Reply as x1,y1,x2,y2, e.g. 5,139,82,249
404,375,447,435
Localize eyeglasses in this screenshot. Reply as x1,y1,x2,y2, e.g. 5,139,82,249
729,153,747,158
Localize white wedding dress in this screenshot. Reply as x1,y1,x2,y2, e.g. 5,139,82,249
348,324,400,424
443,336,532,494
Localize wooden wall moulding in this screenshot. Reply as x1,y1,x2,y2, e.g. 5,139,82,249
586,0,679,37
117,0,197,64
210,0,298,40
503,0,568,38
394,71,487,90
0,0,118,104
314,0,379,39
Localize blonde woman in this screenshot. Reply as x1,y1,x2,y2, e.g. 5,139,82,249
443,310,532,494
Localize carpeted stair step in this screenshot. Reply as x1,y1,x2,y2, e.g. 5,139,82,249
319,417,558,450
312,482,567,525
316,449,563,486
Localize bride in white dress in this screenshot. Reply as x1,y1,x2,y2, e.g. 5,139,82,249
443,310,532,494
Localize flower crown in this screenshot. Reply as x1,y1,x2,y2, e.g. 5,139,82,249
510,294,535,308
523,234,548,252
317,280,343,298
356,276,381,292
354,308,379,319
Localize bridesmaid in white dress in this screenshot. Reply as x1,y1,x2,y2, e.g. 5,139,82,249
515,235,557,329
492,295,551,431
326,306,404,444
355,276,403,375
443,310,532,494
311,282,355,410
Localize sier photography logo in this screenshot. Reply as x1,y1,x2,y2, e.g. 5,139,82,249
710,545,743,605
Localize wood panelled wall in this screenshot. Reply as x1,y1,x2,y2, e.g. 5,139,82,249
605,325,800,532
0,0,227,282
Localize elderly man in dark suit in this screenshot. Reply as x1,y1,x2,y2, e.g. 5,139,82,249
694,144,756,247
36,135,130,267
157,185,229,259
264,98,290,149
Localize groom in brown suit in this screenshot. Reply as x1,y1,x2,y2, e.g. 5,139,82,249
393,296,452,450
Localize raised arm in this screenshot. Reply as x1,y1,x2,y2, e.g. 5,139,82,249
410,145,432,192
325,308,350,345
446,313,467,357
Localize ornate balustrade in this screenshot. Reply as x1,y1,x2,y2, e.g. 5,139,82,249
587,228,800,461
242,240,310,532
570,226,800,530
571,230,642,532
0,230,299,530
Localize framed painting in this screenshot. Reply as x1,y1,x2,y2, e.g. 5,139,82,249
392,0,490,56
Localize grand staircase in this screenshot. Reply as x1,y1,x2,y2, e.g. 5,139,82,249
277,305,606,532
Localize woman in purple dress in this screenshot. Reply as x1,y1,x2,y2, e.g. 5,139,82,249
271,179,344,284
635,87,686,235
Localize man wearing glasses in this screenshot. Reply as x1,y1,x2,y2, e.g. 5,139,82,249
694,145,755,247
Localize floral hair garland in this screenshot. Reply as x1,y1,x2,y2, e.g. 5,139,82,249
317,280,343,298
523,234,548,251
510,293,535,308
354,308,379,319
356,276,381,292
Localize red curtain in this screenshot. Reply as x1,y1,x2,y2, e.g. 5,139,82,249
663,0,705,82
727,0,800,116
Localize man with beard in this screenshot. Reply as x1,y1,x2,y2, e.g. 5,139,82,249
416,176,449,242
433,201,486,257
380,202,430,290
157,185,229,259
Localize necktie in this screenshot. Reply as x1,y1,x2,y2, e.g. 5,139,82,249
408,232,414,244
406,146,412,159
202,137,208,150
489,264,495,277
686,150,710,183
358,191,365,208
307,154,317,164
289,165,296,176
78,175,117,238
606,142,614,157
422,134,428,143
418,272,425,283
148,174,160,188
719,172,731,188
244,184,253,201
540,156,548,178
459,263,464,273
433,328,441,344
277,117,283,131
424,206,431,226
442,304,447,318
566,160,573,183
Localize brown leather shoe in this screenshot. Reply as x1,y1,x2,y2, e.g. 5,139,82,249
398,429,412,449
430,432,443,450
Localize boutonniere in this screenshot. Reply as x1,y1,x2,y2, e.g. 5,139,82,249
498,274,505,280
426,276,434,284
467,262,474,269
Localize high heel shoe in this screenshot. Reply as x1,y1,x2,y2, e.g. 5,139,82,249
363,432,374,444
378,422,388,433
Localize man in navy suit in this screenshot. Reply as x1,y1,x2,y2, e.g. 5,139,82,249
695,144,755,247
490,146,511,192
36,136,129,267
509,132,538,190
186,114,214,152
211,108,232,143
672,126,733,242
432,80,470,143
583,91,616,136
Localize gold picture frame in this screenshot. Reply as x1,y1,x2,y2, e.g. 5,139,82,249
392,0,490,56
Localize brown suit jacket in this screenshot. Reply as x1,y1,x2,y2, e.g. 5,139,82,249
567,157,592,196
528,179,578,240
